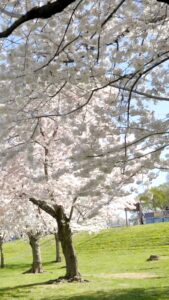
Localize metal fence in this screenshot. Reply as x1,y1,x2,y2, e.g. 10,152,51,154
144,211,169,224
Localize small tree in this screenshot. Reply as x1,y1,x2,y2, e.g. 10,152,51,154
4,195,55,274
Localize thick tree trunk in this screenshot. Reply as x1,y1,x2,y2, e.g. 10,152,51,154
27,233,43,273
0,237,4,268
55,205,80,280
54,233,61,263
29,198,81,281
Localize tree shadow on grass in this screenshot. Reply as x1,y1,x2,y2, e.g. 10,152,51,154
2,260,62,273
0,281,46,299
40,287,169,300
3,263,30,270
0,283,169,300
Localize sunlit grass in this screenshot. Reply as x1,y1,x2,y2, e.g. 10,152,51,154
1,222,169,299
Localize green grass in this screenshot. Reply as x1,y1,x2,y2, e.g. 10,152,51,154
1,223,169,299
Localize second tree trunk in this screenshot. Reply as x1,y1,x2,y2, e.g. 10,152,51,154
0,236,4,268
28,233,43,273
54,233,61,263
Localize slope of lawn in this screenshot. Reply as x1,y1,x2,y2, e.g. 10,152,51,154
1,222,169,299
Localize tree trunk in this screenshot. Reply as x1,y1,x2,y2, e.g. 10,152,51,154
0,237,4,268
54,233,61,263
27,233,43,273
29,198,81,281
138,210,144,225
55,205,80,280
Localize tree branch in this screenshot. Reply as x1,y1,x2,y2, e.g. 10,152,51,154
29,197,56,218
157,0,169,4
0,7,21,18
69,197,77,221
101,0,126,28
0,0,78,38
110,84,169,102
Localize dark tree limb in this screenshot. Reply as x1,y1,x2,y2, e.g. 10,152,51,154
0,0,168,39
29,197,56,218
0,0,78,38
157,0,169,4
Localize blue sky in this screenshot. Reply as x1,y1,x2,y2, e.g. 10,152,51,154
150,100,169,187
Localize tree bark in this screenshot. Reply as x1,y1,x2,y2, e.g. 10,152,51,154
137,203,144,225
27,233,43,273
29,198,81,281
54,233,61,263
0,237,5,268
55,205,80,280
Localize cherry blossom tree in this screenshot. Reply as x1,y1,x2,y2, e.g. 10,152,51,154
0,100,157,281
0,0,169,282
0,176,56,274
0,1,168,154
9,199,45,273
0,199,21,268
0,0,168,166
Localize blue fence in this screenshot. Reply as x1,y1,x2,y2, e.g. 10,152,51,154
144,211,169,224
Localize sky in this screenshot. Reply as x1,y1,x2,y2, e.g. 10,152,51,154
147,100,169,187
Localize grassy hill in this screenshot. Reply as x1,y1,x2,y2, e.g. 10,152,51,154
1,223,169,299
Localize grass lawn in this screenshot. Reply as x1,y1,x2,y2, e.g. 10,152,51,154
1,222,169,299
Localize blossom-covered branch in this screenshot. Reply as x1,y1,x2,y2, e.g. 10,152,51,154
0,0,78,38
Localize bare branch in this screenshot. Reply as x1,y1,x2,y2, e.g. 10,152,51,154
25,75,129,119
86,131,169,159
110,84,169,102
0,7,21,18
69,197,77,221
120,144,169,164
35,35,80,72
122,131,169,149
101,0,126,28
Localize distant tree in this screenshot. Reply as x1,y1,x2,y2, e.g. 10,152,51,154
139,185,169,211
